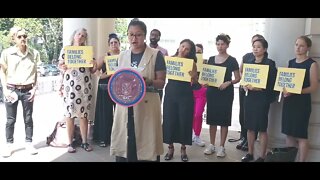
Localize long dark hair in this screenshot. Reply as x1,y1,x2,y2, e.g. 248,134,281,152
174,39,197,63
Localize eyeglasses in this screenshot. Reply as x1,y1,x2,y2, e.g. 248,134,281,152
128,33,144,39
17,35,28,39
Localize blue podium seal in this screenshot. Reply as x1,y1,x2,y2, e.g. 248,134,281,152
108,68,146,107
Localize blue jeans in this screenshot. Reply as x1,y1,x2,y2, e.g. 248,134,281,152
5,88,34,143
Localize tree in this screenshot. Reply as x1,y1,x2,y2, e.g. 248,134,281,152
0,18,62,64
39,18,63,64
0,18,15,50
115,18,128,51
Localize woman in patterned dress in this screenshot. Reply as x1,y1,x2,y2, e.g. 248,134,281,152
58,28,97,153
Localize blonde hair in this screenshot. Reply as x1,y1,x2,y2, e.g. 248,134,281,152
69,28,88,46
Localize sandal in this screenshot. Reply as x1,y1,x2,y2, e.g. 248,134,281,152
164,145,174,160
67,144,76,153
81,143,93,152
181,146,189,162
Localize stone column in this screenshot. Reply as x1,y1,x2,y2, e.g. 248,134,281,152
265,18,320,161
264,18,305,147
304,18,320,161
62,18,115,135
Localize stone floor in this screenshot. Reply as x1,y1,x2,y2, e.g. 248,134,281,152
0,88,260,162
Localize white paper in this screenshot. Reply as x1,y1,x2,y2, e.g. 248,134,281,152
5,91,18,103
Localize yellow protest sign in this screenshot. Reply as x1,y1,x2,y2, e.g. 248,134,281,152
198,64,226,87
65,46,93,67
196,53,203,69
104,55,119,75
240,63,269,89
165,56,194,82
274,67,306,94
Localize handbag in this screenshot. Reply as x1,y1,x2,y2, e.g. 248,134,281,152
46,121,69,147
265,147,298,162
46,121,82,148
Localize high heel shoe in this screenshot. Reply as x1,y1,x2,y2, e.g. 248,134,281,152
181,146,189,162
164,145,174,160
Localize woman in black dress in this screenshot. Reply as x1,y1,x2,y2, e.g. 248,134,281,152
204,34,240,158
237,34,265,151
241,38,277,162
93,33,120,147
282,35,319,162
163,39,198,162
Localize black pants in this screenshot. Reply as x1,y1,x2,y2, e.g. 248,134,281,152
0,85,3,103
5,88,34,143
115,107,160,162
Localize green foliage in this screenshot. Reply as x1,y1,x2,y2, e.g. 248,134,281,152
0,18,14,50
0,18,62,64
38,18,63,64
115,18,129,51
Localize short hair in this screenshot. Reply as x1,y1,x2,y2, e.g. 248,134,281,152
151,29,161,37
195,44,203,51
216,33,231,45
128,19,147,36
9,26,26,42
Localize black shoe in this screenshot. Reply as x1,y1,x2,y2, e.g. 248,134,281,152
236,138,247,150
181,146,188,162
164,146,174,161
181,154,189,162
241,141,248,151
81,143,93,152
241,153,254,162
255,157,265,162
99,141,107,147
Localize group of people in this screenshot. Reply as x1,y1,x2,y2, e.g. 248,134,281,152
237,34,319,162
0,19,318,162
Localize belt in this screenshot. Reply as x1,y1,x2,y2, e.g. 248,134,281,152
7,84,33,90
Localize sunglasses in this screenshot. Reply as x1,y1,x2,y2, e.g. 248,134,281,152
17,35,28,39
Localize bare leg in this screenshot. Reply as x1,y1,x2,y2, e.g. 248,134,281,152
80,118,93,152
66,117,74,144
209,125,217,145
80,118,88,143
286,135,297,147
219,126,228,147
247,130,255,155
259,132,268,159
297,138,308,162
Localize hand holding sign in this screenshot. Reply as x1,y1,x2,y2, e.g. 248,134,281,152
165,56,194,82
274,67,305,102
283,88,292,98
240,63,269,89
65,46,93,68
198,64,226,87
